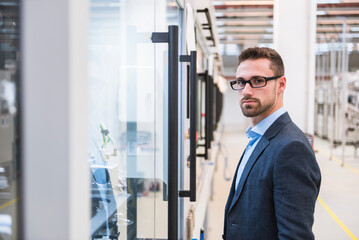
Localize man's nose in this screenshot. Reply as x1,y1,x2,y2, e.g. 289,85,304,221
241,82,253,96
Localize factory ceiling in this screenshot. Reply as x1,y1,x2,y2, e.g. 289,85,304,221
213,0,359,53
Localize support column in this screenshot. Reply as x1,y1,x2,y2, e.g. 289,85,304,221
273,0,317,134
22,0,89,239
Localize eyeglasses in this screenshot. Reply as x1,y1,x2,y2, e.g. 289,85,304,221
230,76,282,90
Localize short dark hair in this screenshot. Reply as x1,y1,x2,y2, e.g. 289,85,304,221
238,47,285,76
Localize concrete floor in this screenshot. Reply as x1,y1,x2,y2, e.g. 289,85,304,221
207,126,359,240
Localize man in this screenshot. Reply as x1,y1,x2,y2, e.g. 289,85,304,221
223,47,321,240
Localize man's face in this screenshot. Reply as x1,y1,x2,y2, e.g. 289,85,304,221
235,58,284,124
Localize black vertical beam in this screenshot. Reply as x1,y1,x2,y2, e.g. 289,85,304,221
205,71,211,151
213,84,217,130
198,75,204,139
179,51,197,201
209,75,214,143
196,72,208,159
151,26,179,239
186,65,190,119
189,51,197,201
167,25,179,240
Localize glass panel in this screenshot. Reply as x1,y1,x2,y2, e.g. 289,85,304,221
88,0,156,239
88,0,179,239
0,1,20,239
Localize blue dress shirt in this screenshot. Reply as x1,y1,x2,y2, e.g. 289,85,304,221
235,107,287,191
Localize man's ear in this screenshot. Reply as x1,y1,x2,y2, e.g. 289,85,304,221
277,76,286,94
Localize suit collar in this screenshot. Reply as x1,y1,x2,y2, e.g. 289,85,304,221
262,112,291,140
228,112,292,213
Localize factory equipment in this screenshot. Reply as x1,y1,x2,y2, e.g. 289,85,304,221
315,35,359,164
90,124,131,240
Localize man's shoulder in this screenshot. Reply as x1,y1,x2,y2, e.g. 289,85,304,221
270,113,304,136
264,113,311,146
273,121,313,151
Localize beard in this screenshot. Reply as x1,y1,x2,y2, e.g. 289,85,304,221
240,94,276,118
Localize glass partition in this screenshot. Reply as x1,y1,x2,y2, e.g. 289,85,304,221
0,1,20,239
88,0,179,239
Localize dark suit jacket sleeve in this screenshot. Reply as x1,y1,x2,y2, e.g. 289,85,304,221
273,140,321,240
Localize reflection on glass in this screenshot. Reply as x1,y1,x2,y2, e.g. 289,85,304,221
0,0,20,239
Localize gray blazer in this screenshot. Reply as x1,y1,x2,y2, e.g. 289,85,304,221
223,113,321,240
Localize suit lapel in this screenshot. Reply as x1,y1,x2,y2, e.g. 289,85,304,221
225,151,245,213
228,112,292,213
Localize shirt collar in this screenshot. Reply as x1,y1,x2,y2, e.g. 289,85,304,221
245,107,287,138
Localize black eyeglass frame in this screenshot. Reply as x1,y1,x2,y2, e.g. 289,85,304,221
230,76,282,90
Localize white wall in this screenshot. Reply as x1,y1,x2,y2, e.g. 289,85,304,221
221,55,249,131
221,90,249,131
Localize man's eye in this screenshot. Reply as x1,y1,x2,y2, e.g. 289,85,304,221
254,78,265,84
238,80,246,85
